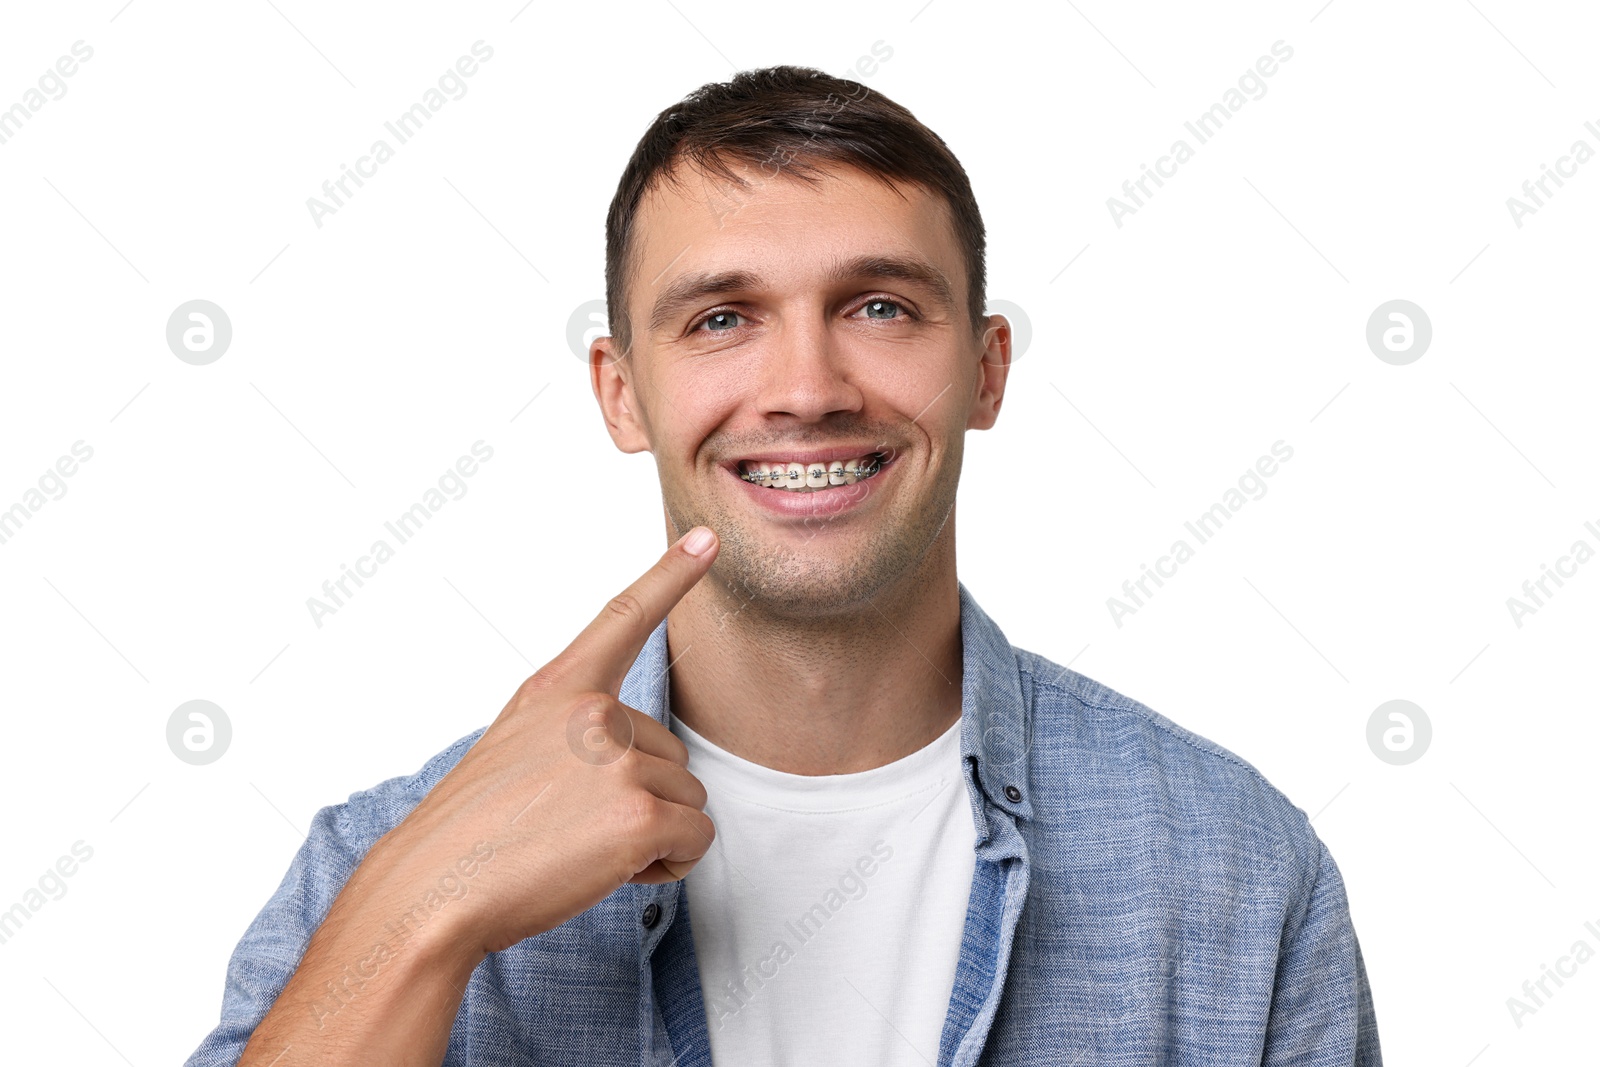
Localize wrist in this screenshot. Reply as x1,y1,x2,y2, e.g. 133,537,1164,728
333,832,498,983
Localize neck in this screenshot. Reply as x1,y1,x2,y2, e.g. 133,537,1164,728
664,531,963,775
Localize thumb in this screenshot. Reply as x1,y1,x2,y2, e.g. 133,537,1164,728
659,858,696,880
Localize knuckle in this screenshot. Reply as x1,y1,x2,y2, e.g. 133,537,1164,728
604,591,645,624
669,764,707,809
567,690,614,718
564,692,630,762
515,670,560,700
615,790,661,838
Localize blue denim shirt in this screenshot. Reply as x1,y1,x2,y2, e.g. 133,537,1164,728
188,584,1381,1065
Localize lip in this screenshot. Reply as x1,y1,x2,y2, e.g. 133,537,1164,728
725,449,897,521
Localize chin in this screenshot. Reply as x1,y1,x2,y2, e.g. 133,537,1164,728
701,519,923,622
727,562,887,620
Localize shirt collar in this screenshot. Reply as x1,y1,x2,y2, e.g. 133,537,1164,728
619,581,1032,820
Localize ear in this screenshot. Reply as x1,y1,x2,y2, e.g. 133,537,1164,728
590,335,652,453
966,313,1012,431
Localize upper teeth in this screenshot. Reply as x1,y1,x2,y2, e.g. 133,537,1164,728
739,455,883,490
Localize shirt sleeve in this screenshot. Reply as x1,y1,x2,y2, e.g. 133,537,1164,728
1260,835,1383,1066
182,800,370,1067
183,731,481,1065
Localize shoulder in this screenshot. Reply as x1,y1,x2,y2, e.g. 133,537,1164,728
1016,648,1284,792
1013,647,1321,884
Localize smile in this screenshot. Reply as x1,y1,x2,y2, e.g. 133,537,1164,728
737,452,885,492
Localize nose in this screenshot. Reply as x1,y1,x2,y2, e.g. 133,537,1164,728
754,315,863,422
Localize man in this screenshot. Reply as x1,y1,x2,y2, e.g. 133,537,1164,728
190,65,1381,1066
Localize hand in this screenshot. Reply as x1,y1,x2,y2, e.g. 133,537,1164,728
369,525,721,956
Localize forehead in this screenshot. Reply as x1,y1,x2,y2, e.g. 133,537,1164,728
628,158,964,312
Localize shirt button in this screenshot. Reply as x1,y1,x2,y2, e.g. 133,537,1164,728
641,902,660,928
1004,785,1023,803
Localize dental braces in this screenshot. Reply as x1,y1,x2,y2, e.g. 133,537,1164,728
739,458,883,484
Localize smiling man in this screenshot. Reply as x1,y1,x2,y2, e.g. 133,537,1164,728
190,66,1381,1066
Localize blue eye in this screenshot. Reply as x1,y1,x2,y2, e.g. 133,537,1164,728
696,310,744,332
862,299,906,319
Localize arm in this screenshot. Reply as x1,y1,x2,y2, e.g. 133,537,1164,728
1260,837,1383,1066
184,797,483,1066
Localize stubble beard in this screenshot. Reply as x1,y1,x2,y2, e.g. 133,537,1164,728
660,455,961,623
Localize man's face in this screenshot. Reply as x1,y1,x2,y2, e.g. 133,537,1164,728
592,159,1009,619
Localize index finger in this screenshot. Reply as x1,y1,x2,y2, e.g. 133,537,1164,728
549,525,719,694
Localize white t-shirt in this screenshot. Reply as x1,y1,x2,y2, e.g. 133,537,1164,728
670,710,978,1066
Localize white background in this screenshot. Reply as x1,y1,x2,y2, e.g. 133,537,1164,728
1,1,1596,1063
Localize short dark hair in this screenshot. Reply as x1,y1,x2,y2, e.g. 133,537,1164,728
603,64,987,357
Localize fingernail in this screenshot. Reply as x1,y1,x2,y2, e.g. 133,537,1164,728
683,526,715,557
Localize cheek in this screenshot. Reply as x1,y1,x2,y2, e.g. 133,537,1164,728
885,369,969,442
877,343,973,406
645,367,746,457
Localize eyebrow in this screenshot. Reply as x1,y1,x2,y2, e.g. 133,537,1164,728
646,253,958,334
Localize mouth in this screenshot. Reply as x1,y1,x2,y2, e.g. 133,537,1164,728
735,451,888,493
